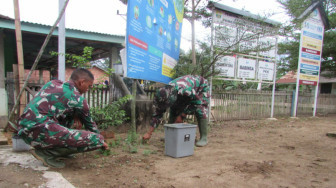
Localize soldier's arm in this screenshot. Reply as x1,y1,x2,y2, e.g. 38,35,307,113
76,98,100,134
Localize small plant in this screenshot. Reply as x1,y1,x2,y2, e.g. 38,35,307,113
122,144,138,153
99,149,111,156
90,95,132,130
123,131,139,153
89,164,97,168
129,146,138,153
94,154,100,159
108,136,122,148
125,130,138,145
143,150,152,156
109,140,118,148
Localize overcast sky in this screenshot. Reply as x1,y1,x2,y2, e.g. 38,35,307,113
0,0,290,51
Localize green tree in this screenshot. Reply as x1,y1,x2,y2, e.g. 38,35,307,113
183,0,212,65
50,46,93,68
174,42,221,79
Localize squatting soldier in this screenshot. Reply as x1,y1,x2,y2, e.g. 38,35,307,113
142,75,210,147
17,68,108,168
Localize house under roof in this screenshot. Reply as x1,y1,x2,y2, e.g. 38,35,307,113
277,71,336,84
277,71,336,94
0,14,125,73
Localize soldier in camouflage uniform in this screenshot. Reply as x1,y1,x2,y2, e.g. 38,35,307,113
17,68,108,168
143,75,210,147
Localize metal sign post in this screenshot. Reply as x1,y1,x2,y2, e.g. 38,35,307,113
293,8,325,117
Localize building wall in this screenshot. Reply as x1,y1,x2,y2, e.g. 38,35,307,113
65,67,108,84
331,83,336,94
24,70,51,84
0,30,8,128
23,67,108,85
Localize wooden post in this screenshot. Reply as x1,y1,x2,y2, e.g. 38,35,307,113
6,73,15,117
108,47,119,103
13,0,26,115
131,79,137,134
39,69,44,84
0,30,5,89
5,0,70,131
58,0,66,81
12,64,19,100
0,30,6,127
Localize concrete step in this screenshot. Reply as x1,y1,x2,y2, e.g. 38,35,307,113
0,129,9,145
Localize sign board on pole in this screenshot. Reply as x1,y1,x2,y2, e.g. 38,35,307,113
293,7,325,117
297,9,324,86
237,58,256,79
217,55,236,77
125,0,184,83
209,1,280,118
258,61,274,81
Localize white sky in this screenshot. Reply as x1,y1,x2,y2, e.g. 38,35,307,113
0,0,290,51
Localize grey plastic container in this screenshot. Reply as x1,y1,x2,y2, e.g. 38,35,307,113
164,123,197,158
12,135,31,152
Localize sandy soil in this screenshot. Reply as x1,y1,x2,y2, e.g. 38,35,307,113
1,115,336,188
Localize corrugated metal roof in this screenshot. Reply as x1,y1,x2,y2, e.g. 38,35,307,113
208,1,281,27
276,71,297,84
0,14,125,44
0,14,125,70
22,19,124,37
0,14,13,20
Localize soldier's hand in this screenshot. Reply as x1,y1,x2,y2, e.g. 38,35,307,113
142,126,155,142
102,142,109,150
175,116,183,123
143,133,152,140
74,116,83,130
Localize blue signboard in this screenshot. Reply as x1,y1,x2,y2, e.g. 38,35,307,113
300,63,320,71
301,52,321,61
303,30,323,40
125,0,184,84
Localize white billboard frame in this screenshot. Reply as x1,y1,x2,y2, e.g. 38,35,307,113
209,2,280,118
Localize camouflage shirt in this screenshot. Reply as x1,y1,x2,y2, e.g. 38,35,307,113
17,80,99,136
151,75,210,127
169,75,210,106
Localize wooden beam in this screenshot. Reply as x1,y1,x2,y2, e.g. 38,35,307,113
13,0,26,115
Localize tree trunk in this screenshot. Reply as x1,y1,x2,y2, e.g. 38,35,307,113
191,0,196,65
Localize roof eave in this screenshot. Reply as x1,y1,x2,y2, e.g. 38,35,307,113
208,1,281,27
0,19,125,44
296,0,330,29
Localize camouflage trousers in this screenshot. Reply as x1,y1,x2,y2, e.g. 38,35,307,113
21,120,104,152
151,96,208,127
169,103,208,122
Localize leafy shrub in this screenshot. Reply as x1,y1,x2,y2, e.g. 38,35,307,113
90,95,132,130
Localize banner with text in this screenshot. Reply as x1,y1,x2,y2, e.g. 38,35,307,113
238,58,256,79
258,61,274,81
217,55,236,77
125,0,184,83
297,9,324,86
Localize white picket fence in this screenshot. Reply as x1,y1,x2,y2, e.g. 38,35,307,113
211,91,336,121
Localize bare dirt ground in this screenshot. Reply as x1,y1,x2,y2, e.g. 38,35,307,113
1,115,336,188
